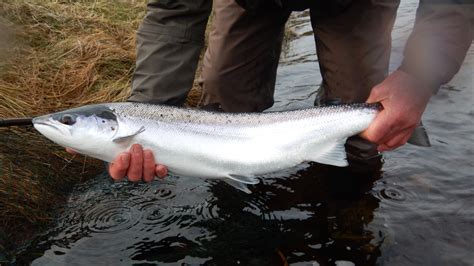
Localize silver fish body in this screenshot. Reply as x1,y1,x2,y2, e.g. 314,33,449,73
33,102,380,192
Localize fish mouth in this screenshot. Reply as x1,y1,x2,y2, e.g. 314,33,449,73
34,121,58,130
32,116,61,131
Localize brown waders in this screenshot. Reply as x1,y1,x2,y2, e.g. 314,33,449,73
199,0,400,111
130,0,471,110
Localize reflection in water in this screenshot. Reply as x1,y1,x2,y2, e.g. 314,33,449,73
15,0,474,265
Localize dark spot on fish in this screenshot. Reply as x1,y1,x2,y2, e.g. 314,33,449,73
111,127,115,131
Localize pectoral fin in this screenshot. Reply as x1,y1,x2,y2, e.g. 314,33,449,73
112,125,145,143
310,140,349,167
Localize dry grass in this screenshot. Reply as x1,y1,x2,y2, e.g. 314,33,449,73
0,0,205,258
0,1,142,118
0,0,203,119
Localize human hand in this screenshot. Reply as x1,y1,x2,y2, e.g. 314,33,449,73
360,70,432,152
66,144,168,182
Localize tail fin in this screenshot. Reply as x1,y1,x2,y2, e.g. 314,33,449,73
407,121,431,147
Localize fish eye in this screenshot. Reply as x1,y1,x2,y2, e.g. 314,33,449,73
60,114,76,125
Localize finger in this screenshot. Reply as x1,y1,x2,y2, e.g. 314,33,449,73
109,153,130,180
376,125,402,147
66,147,77,154
155,165,168,179
380,127,414,151
127,144,144,182
143,150,156,183
378,124,415,150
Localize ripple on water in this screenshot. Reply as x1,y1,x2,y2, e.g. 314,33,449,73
372,181,417,206
243,195,277,221
378,188,406,202
130,184,176,200
56,174,219,236
82,198,142,234
194,200,221,221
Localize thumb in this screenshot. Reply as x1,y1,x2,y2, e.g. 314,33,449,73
366,86,384,104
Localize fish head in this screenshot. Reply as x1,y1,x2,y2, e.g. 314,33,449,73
33,104,119,152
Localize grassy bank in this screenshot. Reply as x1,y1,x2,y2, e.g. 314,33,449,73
0,1,141,118
0,0,204,258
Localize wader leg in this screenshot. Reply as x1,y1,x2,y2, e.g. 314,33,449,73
128,0,212,106
310,0,400,104
198,0,290,112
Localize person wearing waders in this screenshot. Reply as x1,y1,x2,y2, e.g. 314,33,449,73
85,0,473,182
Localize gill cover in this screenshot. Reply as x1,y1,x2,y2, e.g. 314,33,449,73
67,104,146,143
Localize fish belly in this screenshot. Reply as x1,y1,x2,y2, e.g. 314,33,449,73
136,126,305,179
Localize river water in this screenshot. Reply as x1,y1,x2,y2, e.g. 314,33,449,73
16,1,473,265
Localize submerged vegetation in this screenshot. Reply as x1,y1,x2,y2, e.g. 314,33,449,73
0,0,204,258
